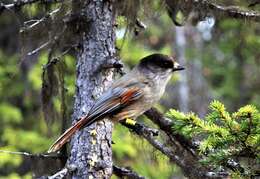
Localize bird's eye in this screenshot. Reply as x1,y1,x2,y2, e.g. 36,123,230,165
163,61,169,65
162,61,172,68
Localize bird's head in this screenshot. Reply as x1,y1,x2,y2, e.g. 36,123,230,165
138,53,185,77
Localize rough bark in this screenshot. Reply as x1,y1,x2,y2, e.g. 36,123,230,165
68,1,116,178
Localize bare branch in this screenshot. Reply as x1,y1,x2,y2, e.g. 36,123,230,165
20,8,61,33
113,165,145,179
121,120,212,178
0,150,62,159
202,1,260,21
27,41,50,56
165,0,260,23
120,120,159,137
26,19,68,56
0,0,60,15
1,0,40,11
0,150,67,177
121,121,193,171
145,108,197,154
48,168,69,179
0,148,146,178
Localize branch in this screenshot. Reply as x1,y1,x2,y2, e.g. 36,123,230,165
0,0,40,12
0,150,63,159
144,108,250,178
120,120,159,137
165,0,260,23
47,164,146,179
25,18,68,56
121,122,198,175
121,120,214,178
0,150,67,177
48,168,69,179
145,108,198,154
0,0,60,15
27,41,50,56
202,1,260,22
113,165,145,179
20,7,61,33
141,108,232,179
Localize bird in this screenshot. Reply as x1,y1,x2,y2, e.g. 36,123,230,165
48,53,185,153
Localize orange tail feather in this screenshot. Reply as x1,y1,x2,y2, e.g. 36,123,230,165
48,116,89,153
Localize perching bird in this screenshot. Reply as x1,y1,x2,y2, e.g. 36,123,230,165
48,53,184,153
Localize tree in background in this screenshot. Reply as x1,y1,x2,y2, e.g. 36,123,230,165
0,0,259,178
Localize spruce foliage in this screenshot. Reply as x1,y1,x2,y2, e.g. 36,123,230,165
167,100,260,177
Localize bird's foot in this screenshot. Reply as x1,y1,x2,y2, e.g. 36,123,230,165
125,118,136,126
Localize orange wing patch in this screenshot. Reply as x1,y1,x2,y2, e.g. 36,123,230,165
121,87,142,104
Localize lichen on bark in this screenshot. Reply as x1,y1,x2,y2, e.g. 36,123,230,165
68,0,117,178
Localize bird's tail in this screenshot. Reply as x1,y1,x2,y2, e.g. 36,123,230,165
48,115,90,153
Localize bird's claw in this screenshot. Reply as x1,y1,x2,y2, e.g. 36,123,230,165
125,118,136,126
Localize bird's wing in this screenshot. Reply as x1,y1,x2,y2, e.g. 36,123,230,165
84,85,143,127
48,84,143,153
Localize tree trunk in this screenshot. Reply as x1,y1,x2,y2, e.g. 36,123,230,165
187,24,212,117
68,1,116,178
174,26,189,113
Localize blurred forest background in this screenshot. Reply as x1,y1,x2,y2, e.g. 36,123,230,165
0,0,259,178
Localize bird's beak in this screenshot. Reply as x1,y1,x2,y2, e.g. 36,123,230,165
173,62,185,71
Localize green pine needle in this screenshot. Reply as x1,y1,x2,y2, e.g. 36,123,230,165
167,100,260,177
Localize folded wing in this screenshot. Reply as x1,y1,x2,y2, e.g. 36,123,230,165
48,85,143,152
